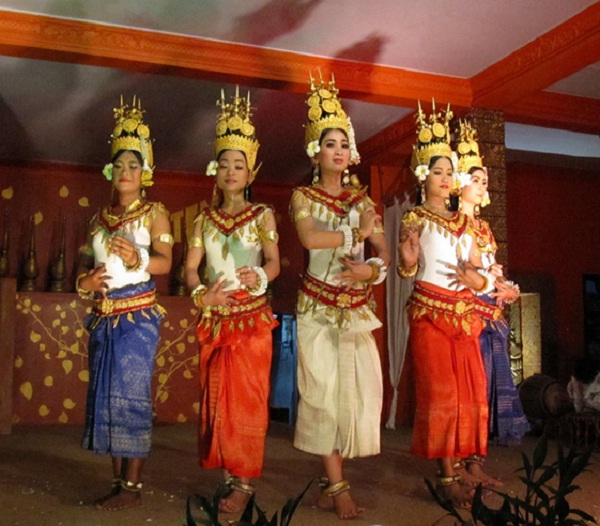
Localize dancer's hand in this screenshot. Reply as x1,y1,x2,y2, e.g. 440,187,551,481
79,264,112,298
490,280,519,307
236,266,259,290
398,226,420,268
358,207,380,238
202,278,239,307
335,258,372,288
110,235,139,268
446,261,486,290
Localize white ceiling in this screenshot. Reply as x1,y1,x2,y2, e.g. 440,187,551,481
0,0,598,181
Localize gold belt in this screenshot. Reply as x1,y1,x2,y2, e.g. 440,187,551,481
93,290,157,316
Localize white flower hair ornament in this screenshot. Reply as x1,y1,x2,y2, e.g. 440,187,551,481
206,160,219,176
347,117,361,165
102,163,113,181
414,165,430,182
455,172,473,191
306,140,320,158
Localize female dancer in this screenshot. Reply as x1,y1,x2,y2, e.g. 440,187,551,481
397,103,489,508
185,88,280,514
77,97,173,510
455,121,528,452
291,74,390,520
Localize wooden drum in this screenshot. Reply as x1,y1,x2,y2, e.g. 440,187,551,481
518,374,573,421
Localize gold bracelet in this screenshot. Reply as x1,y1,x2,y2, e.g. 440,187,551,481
190,283,208,308
124,249,142,271
472,275,489,293
365,261,380,284
75,272,95,300
351,227,364,247
397,262,418,278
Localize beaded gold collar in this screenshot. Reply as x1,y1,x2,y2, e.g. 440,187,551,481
296,186,366,217
204,203,267,236
98,200,153,233
413,205,469,237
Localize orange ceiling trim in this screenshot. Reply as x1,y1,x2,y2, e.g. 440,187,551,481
358,113,417,162
471,2,600,108
0,9,470,106
504,91,600,134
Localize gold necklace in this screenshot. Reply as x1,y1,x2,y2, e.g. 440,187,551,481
424,202,450,217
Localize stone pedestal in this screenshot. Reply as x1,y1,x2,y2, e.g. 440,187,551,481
509,292,542,384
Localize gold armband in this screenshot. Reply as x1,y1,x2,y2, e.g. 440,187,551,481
188,235,204,249
372,225,385,235
293,209,311,222
260,230,279,244
154,233,174,246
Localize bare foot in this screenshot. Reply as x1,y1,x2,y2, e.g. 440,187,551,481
436,482,473,509
318,491,364,520
466,462,503,488
332,491,364,520
96,490,142,511
219,488,252,514
454,465,480,488
94,483,120,509
317,492,335,510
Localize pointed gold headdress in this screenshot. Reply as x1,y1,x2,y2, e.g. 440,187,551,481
304,72,360,164
455,119,483,174
109,96,154,187
411,100,453,179
454,120,490,205
208,86,260,182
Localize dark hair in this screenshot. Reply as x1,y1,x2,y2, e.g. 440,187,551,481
319,127,348,144
216,149,248,164
573,355,600,384
468,166,486,175
111,149,144,165
428,155,452,169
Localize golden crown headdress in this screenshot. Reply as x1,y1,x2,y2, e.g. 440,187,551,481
210,86,260,181
411,100,453,176
110,95,154,187
304,72,360,164
455,119,483,174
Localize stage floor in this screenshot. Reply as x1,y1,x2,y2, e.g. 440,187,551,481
1,421,599,525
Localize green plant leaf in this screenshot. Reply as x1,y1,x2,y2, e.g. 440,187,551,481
569,508,598,523
532,435,548,471
279,477,317,526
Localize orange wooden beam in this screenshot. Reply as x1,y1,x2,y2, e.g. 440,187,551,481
0,9,471,107
471,2,600,108
504,91,600,135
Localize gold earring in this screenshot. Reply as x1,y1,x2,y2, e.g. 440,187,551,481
342,169,350,186
312,165,320,186
420,186,426,203
458,195,462,212
444,197,450,209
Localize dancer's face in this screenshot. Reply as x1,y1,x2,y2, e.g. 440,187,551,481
461,168,488,205
425,157,453,199
316,129,350,175
112,150,143,194
216,150,250,195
